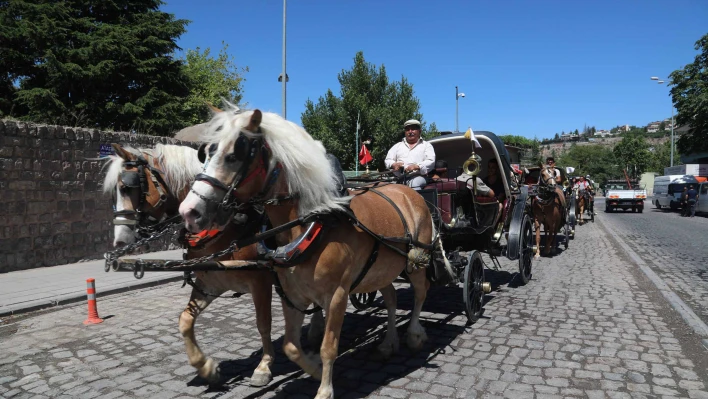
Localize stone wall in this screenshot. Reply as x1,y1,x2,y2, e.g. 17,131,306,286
0,119,196,273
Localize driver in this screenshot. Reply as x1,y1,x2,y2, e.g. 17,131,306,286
585,174,597,215
384,119,436,190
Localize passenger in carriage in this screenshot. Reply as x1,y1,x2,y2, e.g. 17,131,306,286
384,119,436,190
483,158,506,203
456,173,503,224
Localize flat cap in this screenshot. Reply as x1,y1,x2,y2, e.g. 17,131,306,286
404,119,421,128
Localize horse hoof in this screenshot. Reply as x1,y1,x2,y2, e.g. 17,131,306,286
377,340,400,360
534,254,540,260
406,331,428,352
198,358,221,383
249,370,272,387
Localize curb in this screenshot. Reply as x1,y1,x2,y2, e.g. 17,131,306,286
0,274,183,318
596,214,708,338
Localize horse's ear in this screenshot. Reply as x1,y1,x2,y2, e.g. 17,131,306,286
198,143,207,164
245,109,262,132
111,143,133,160
205,101,223,113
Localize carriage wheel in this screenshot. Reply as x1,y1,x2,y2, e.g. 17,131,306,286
517,214,533,285
349,292,376,311
463,250,485,323
563,222,570,249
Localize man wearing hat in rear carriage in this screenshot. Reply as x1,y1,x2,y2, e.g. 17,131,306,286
384,119,436,190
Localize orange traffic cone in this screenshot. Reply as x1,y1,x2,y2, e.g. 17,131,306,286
83,278,104,325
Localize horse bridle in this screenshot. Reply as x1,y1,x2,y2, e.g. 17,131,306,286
113,154,172,236
191,131,285,226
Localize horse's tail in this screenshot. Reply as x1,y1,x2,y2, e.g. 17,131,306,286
431,218,455,279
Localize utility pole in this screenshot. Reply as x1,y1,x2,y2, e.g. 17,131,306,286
281,0,287,118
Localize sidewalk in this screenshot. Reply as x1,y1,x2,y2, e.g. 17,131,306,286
0,249,184,317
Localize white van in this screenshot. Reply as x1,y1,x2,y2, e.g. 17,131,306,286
652,175,700,210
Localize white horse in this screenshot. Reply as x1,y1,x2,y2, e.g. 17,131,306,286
179,105,445,399
103,143,324,387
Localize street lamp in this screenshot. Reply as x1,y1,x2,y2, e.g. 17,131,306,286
650,76,675,166
456,86,465,133
280,0,287,119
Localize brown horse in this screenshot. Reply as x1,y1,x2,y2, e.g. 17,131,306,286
574,187,587,225
531,165,566,258
103,143,324,387
179,107,451,399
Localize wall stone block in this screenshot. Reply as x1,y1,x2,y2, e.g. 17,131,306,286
1,119,190,272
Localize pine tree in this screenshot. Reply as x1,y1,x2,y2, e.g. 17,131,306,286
1,0,190,135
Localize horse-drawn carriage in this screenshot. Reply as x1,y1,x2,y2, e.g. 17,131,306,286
347,130,535,321
523,165,574,253
102,109,535,398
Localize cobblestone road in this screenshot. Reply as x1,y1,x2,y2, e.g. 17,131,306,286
597,198,708,327
1,214,708,398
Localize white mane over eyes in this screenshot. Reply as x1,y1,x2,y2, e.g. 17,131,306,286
201,103,350,215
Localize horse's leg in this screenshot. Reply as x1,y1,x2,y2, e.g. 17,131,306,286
534,216,542,259
405,269,429,351
282,300,322,380
178,283,224,382
315,286,349,399
249,278,275,387
307,309,325,348
543,221,552,256
377,284,400,358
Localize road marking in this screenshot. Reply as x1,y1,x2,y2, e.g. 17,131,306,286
597,214,708,338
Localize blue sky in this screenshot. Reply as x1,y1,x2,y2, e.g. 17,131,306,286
162,0,707,140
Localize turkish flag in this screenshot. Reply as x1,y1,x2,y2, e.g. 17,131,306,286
358,144,373,165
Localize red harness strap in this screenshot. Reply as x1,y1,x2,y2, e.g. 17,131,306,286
187,229,221,248
273,221,324,265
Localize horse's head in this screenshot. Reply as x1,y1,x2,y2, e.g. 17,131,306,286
179,109,272,233
104,143,200,247
539,165,557,188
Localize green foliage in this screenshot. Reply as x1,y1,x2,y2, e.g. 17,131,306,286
180,42,248,125
670,33,708,154
613,134,651,179
557,145,621,186
0,0,191,136
301,52,435,170
647,140,673,173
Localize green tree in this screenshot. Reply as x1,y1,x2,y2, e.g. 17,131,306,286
0,0,191,135
558,144,620,186
554,133,560,140
647,139,672,173
301,51,437,170
659,121,666,131
180,42,248,126
613,134,651,179
670,33,708,154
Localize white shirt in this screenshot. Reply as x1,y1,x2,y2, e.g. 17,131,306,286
574,181,590,190
384,139,436,175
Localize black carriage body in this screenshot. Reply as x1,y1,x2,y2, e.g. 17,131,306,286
419,131,529,257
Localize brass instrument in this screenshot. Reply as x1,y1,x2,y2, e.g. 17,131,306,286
563,180,570,188
462,152,482,176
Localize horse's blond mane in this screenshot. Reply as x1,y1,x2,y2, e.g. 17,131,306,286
102,144,202,197
202,103,349,215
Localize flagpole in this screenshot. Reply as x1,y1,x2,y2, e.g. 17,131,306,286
355,112,360,175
